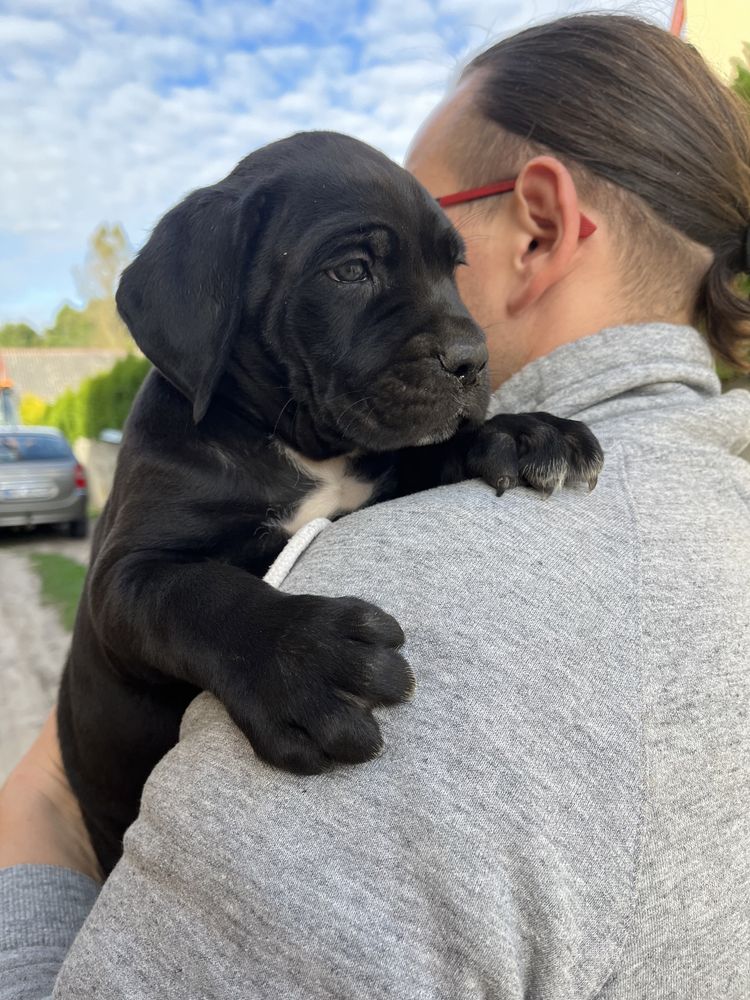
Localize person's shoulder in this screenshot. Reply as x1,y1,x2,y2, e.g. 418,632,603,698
283,445,639,609
55,454,646,1000
602,386,750,501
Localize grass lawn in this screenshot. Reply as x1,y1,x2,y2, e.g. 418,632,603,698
29,553,87,632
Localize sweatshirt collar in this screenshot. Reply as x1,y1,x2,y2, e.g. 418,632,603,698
488,323,720,421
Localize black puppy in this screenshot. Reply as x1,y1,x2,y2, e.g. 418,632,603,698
58,132,603,874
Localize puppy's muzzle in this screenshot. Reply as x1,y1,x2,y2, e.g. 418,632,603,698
438,338,488,388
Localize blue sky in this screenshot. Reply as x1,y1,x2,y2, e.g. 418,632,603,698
0,0,672,329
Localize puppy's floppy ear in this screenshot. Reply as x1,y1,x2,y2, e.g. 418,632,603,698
116,184,266,422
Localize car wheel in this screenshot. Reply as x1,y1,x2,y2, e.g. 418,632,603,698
69,518,89,539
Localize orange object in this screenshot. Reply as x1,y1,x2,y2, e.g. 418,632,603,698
0,355,13,390
671,0,686,35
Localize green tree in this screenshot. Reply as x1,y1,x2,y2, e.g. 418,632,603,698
73,223,134,350
0,322,39,347
734,44,750,104
75,223,131,303
0,223,136,350
42,304,97,347
35,355,151,441
44,388,79,441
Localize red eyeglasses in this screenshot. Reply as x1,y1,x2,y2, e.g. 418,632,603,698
437,179,597,240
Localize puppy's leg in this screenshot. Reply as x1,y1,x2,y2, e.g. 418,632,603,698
88,556,414,774
465,412,604,495
394,412,604,497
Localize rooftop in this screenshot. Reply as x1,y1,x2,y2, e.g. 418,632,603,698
0,347,128,404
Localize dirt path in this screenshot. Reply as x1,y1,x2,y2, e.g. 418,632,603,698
0,530,90,781
0,525,91,565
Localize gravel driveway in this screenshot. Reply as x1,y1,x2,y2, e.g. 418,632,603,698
0,528,90,781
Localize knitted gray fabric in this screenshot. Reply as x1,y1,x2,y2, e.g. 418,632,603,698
0,867,98,1000
7,323,750,998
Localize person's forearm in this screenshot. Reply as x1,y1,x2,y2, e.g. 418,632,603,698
0,713,101,878
0,712,101,1000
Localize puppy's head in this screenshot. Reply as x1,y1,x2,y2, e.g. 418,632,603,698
117,132,489,451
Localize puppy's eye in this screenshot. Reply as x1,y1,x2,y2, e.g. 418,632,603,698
327,259,370,283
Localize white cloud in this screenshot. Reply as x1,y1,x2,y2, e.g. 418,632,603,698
0,0,672,327
0,14,68,48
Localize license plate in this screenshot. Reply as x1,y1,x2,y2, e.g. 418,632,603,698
0,482,58,501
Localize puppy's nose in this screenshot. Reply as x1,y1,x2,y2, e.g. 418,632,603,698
438,341,488,387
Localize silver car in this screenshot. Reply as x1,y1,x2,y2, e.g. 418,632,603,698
0,426,88,537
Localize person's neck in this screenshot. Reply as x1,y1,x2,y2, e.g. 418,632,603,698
492,275,693,388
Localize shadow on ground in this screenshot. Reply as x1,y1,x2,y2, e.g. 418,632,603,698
0,522,92,564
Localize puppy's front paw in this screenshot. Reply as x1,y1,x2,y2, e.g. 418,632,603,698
223,594,413,775
469,411,604,496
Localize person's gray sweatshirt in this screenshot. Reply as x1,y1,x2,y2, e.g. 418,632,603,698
2,324,749,999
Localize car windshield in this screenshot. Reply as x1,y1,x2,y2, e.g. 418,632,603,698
0,433,73,463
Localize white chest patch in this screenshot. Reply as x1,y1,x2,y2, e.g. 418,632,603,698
277,446,375,536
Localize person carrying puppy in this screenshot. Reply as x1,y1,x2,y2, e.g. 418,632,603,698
2,14,749,1000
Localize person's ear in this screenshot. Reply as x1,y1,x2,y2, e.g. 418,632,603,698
506,156,585,315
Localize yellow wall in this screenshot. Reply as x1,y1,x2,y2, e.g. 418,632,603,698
686,0,750,80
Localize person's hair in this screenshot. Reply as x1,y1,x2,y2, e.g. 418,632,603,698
455,14,750,369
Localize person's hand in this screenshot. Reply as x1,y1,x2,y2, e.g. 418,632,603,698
0,710,101,882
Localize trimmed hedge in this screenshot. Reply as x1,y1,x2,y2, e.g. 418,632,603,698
26,354,151,441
